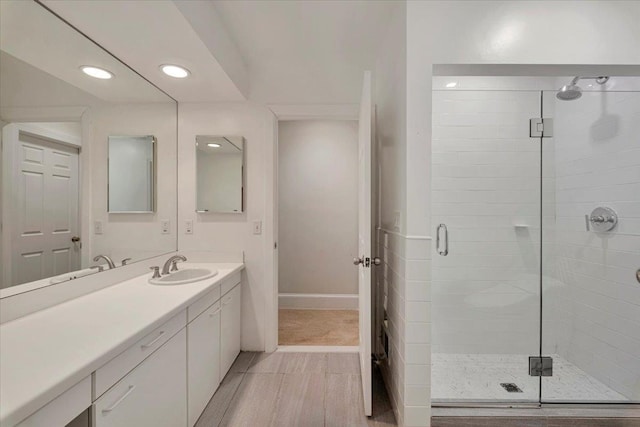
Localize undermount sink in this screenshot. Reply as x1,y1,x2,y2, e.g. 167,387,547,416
149,268,218,286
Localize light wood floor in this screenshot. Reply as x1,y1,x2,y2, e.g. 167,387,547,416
195,351,396,427
278,309,359,346
195,352,639,427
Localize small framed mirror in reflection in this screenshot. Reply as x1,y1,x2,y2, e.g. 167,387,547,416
196,136,245,213
108,135,156,213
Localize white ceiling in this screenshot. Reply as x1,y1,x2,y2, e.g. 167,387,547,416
211,0,398,104
40,0,398,105
42,0,247,103
0,0,169,105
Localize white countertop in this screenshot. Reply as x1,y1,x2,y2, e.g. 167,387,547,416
0,262,244,426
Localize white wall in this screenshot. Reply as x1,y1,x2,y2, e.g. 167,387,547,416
86,103,177,267
371,1,640,425
546,86,640,399
177,102,276,351
374,3,410,425
278,120,358,296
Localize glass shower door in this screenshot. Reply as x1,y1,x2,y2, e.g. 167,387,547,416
541,86,640,403
431,88,543,402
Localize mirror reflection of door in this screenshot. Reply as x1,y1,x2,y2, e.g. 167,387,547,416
2,123,80,287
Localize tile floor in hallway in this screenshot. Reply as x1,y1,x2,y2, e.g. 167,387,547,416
195,351,395,427
278,309,359,346
432,353,628,402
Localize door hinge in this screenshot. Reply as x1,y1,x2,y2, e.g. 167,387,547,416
529,118,553,138
529,356,553,377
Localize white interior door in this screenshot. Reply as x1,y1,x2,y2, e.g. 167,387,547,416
357,71,373,416
3,124,80,286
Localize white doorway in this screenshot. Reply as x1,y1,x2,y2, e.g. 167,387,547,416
1,123,80,287
277,119,360,347
270,72,375,416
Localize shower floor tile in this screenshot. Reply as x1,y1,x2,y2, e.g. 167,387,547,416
432,353,628,402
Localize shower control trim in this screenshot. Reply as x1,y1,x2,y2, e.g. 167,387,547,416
585,207,618,232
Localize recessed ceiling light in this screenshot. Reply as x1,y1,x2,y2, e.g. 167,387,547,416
80,66,113,79
207,143,221,148
446,82,458,88
160,64,190,78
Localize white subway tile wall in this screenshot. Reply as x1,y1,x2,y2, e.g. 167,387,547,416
543,89,640,400
378,229,431,426
431,90,543,361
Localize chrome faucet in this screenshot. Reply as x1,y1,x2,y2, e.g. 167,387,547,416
161,255,187,275
93,254,116,269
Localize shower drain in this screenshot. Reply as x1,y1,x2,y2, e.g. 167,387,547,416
500,383,523,393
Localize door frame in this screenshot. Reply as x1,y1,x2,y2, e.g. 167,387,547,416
1,121,83,288
264,103,372,353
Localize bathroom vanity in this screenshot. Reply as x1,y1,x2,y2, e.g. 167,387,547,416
0,263,243,427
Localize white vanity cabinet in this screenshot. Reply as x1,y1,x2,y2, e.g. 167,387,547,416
220,283,241,376
187,300,221,427
92,329,187,427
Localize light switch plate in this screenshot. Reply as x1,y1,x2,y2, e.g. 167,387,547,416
161,219,170,234
94,220,103,235
185,220,193,234
253,220,262,235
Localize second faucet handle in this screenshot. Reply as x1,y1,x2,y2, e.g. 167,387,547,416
149,266,161,279
171,259,182,272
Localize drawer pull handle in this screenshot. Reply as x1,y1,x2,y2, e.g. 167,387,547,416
102,385,136,414
223,297,232,306
210,308,221,316
141,331,165,349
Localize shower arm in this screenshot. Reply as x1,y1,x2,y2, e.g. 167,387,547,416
570,76,609,85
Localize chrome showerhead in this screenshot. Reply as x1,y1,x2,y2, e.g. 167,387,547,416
556,83,582,101
556,76,609,101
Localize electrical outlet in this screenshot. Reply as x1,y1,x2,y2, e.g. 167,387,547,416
161,219,170,234
253,220,262,235
94,220,103,235
185,220,193,234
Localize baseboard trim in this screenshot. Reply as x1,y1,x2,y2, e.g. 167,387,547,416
277,345,358,353
278,293,358,310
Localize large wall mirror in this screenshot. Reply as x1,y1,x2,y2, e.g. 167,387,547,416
196,136,245,213
0,0,178,292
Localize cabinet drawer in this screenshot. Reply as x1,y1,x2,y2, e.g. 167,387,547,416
94,310,186,398
220,271,241,297
187,287,221,323
93,329,187,427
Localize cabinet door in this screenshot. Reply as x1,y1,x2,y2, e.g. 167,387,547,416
220,284,241,377
93,329,187,427
187,301,221,427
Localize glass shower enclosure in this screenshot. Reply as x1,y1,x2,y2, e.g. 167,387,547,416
431,76,640,405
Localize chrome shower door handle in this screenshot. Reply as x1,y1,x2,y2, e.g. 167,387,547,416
436,224,448,256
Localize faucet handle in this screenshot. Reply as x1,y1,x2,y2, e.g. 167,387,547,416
171,259,182,272
149,266,161,279
121,258,132,266
90,265,104,273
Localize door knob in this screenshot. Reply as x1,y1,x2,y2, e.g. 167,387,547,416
372,257,382,266
71,236,80,242
353,257,364,266
636,269,640,284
